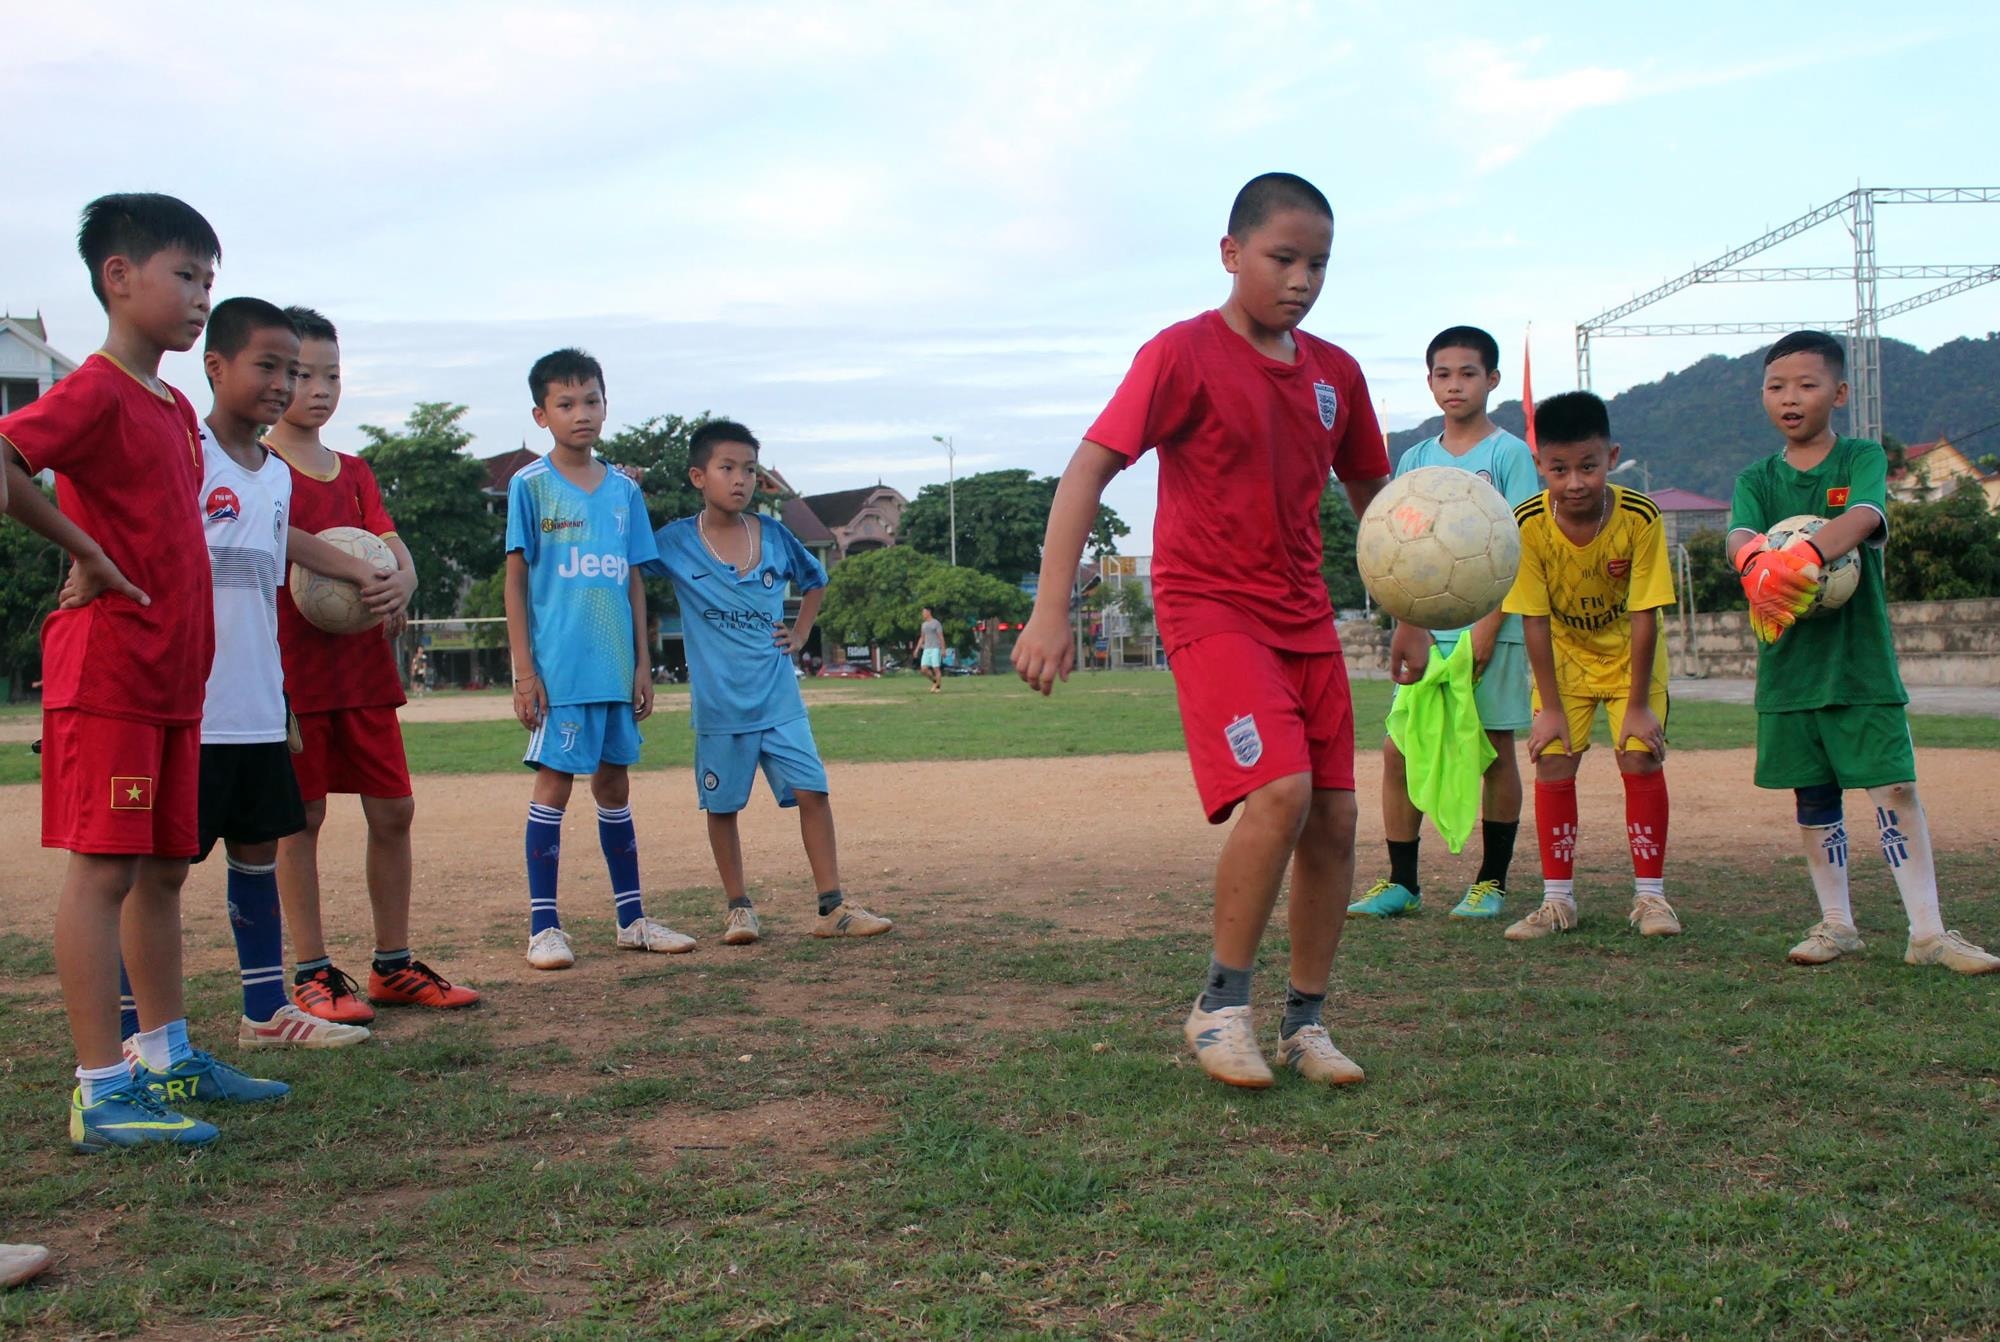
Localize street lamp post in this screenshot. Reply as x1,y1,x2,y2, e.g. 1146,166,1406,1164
930,433,957,565
1611,457,1651,493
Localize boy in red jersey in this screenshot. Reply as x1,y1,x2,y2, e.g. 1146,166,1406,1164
0,194,286,1149
1015,173,1391,1090
265,307,478,1020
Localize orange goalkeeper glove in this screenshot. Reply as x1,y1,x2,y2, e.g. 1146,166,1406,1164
1734,534,1823,645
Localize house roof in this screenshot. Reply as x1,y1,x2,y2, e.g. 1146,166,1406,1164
781,497,836,545
480,445,541,493
1648,487,1731,512
2,313,48,342
800,484,902,530
0,315,78,376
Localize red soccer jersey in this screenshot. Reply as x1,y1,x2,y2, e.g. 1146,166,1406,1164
1086,310,1387,654
0,354,214,725
271,444,406,712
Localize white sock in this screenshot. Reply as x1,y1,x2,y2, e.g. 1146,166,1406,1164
1634,878,1664,900
75,1060,132,1104
1800,823,1853,927
1542,881,1575,908
1868,783,1943,941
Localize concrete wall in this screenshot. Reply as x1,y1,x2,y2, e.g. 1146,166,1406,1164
1339,597,2000,687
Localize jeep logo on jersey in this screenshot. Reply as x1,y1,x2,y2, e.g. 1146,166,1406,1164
205,487,241,523
1313,382,1339,430
556,548,630,582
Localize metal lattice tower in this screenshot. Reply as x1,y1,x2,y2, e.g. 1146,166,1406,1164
1575,187,2000,443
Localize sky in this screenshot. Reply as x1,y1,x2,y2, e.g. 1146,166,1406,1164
7,1,1998,552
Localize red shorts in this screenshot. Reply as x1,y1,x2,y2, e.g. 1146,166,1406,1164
291,706,413,803
1169,632,1355,824
41,709,200,857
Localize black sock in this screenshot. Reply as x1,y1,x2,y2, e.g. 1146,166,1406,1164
1475,821,1520,888
728,895,753,910
1387,839,1421,894
817,888,844,916
1279,984,1325,1039
294,955,332,985
372,948,412,974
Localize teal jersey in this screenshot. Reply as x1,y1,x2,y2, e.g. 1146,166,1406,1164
505,459,659,705
1394,428,1539,644
1729,437,1905,712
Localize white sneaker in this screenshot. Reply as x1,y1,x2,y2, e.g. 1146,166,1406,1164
1275,1024,1365,1086
238,1003,371,1049
0,1242,51,1288
1182,996,1273,1089
1504,900,1578,942
1905,930,2000,975
1788,920,1864,965
527,926,575,970
617,917,696,954
1628,894,1682,937
813,904,894,938
722,905,761,945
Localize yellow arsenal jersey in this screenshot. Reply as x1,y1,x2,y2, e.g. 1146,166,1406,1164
1504,485,1674,697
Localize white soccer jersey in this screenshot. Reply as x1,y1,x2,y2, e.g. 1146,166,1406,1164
198,425,292,743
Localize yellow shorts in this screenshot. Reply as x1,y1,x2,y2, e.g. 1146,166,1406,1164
1532,676,1670,756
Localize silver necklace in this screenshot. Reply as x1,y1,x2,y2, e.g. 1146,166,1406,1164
699,510,753,572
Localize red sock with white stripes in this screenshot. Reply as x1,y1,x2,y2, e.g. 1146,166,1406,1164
1535,778,1578,906
1623,768,1669,898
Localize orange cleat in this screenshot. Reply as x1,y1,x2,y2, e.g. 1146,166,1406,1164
293,964,377,1025
368,959,480,1010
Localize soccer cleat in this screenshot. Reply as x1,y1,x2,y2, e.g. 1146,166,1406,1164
813,903,894,938
0,1242,51,1288
1629,894,1682,937
722,906,761,945
132,1050,289,1105
1347,879,1421,917
1183,997,1273,1089
1905,930,2000,975
293,964,376,1025
1504,900,1578,941
239,1003,371,1049
527,926,576,970
1449,880,1506,920
368,959,481,1008
617,916,697,954
69,1084,218,1153
1788,920,1865,965
1275,1025,1365,1086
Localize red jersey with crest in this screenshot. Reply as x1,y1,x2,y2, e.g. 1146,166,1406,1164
1086,310,1387,654
0,354,214,724
270,444,406,713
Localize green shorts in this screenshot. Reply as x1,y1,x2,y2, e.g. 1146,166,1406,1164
1390,637,1531,734
1754,704,1916,790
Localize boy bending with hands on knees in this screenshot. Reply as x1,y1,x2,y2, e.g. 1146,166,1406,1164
1015,173,1390,1090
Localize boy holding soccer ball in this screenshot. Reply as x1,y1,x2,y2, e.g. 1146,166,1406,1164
1015,173,1390,1089
1501,392,1680,943
1729,330,1996,973
266,308,480,1020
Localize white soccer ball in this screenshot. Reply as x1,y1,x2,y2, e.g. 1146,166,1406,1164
288,525,397,635
1765,514,1859,617
1355,467,1522,629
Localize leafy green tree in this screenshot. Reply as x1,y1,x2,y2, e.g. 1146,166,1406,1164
819,545,1030,652
1319,484,1367,610
901,469,1126,582
1885,481,2000,602
359,402,502,620
1682,528,1746,613
460,563,509,649
0,492,66,698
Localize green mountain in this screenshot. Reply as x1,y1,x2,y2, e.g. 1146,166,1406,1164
1387,333,2000,500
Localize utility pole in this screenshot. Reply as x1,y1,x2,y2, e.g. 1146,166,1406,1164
931,434,957,565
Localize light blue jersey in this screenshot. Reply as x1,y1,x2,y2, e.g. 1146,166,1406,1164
505,458,660,705
645,514,826,734
1394,427,1539,645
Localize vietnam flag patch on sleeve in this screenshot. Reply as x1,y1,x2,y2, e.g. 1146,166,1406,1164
1827,486,1851,509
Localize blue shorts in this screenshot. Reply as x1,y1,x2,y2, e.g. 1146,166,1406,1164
523,702,643,775
696,717,828,813
1392,635,1532,733
920,648,943,670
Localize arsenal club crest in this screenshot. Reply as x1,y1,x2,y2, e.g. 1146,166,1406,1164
1312,382,1339,430
1607,558,1631,579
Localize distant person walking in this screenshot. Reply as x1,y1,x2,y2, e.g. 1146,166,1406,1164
917,608,945,693
409,645,429,698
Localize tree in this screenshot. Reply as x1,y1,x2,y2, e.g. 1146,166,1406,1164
900,469,1127,582
1884,481,2000,602
1681,528,1746,613
819,545,1030,653
359,402,502,620
596,413,774,616
1319,484,1367,610
0,491,66,698
460,563,509,649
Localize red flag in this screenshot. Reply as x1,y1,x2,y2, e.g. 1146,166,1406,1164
1521,329,1537,453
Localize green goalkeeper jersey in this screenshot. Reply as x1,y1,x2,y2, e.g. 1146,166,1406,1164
1729,437,1906,713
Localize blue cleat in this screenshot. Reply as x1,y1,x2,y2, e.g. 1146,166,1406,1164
70,1084,219,1153
1449,880,1508,920
132,1050,290,1106
1348,879,1421,917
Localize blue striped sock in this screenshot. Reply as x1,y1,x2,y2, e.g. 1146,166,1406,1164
527,802,564,934
598,805,644,928
226,856,288,1021
118,962,138,1041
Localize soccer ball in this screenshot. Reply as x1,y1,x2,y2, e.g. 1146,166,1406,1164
288,526,397,635
1355,467,1521,629
1765,514,1858,617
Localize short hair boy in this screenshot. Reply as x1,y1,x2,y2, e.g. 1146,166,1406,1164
0,193,239,1148
1729,330,1997,973
1014,172,1390,1089
642,419,893,947
917,606,945,692
265,307,479,1019
1500,391,1680,942
1350,325,1537,923
507,347,690,969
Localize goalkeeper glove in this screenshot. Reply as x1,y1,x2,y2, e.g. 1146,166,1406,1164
1734,534,1823,645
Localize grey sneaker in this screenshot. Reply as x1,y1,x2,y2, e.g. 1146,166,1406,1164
1905,930,2000,975
722,905,761,945
1788,920,1864,965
